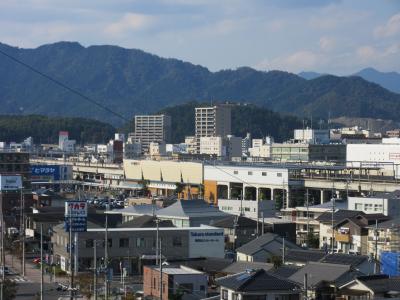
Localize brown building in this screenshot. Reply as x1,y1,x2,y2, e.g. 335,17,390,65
0,151,32,226
143,265,208,300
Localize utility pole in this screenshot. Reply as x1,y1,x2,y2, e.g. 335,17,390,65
69,205,74,300
303,273,308,300
104,207,109,300
159,239,163,300
156,218,159,265
93,240,97,300
374,219,379,274
20,189,25,277
261,212,264,236
40,223,43,300
306,189,310,247
282,237,285,264
1,193,4,300
331,195,336,254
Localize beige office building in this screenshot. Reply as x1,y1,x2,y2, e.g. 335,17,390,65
195,105,231,153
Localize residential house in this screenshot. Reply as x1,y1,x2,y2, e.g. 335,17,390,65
236,233,300,263
317,210,389,255
338,274,400,299
144,265,208,300
216,269,301,300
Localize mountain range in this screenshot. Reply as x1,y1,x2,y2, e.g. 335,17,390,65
1,41,400,125
298,68,400,94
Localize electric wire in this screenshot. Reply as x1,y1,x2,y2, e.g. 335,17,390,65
0,47,129,123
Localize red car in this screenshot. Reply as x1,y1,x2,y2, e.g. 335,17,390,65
33,258,41,264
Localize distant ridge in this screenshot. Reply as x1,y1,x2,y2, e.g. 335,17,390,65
353,67,400,94
1,41,400,125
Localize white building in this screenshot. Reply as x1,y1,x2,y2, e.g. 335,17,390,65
114,133,126,142
346,141,400,177
58,131,76,153
195,104,231,153
149,142,166,157
204,164,290,217
241,133,251,157
200,136,224,156
348,191,400,217
184,136,197,154
294,128,330,144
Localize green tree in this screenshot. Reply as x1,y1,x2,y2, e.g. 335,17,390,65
306,233,320,249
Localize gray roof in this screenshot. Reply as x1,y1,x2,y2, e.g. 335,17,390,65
156,200,228,219
320,253,369,267
368,217,400,229
216,269,300,292
289,262,351,288
357,275,400,293
269,265,301,278
316,210,364,223
222,261,274,274
285,249,326,263
236,233,300,256
310,199,347,210
109,204,158,216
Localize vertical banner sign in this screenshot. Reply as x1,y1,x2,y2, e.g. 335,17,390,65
64,201,88,232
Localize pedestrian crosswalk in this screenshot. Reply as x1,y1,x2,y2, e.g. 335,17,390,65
9,275,31,283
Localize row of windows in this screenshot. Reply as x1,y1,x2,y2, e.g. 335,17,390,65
59,236,184,249
232,170,283,177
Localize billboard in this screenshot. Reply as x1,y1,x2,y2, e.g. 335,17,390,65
0,175,22,191
65,201,88,232
31,165,61,181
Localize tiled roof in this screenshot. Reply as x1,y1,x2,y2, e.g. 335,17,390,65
289,262,351,287
216,269,300,292
320,254,369,267
285,249,326,263
236,233,300,256
269,265,301,278
358,275,400,293
222,261,273,274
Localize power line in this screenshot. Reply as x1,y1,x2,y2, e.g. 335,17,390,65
0,47,129,123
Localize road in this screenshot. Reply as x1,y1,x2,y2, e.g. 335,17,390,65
4,252,71,299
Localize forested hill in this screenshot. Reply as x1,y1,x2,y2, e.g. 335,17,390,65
1,41,400,125
158,102,304,143
0,115,115,144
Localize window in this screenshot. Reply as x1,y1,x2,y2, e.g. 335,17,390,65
136,237,145,247
107,239,113,248
234,170,238,175
200,285,205,291
173,236,182,247
232,294,239,300
262,172,267,176
277,173,282,177
248,171,253,175
85,239,94,248
119,238,129,248
222,289,228,300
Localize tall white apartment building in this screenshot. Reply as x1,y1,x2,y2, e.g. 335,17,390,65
195,105,231,153
133,114,171,152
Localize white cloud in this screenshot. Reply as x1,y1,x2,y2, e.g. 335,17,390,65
374,13,400,38
356,45,376,61
319,36,335,51
104,13,155,36
257,50,322,72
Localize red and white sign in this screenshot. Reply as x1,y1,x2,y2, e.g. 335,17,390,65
65,201,87,217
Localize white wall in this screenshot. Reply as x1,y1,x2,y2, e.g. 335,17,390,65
188,228,225,258
204,165,289,186
218,199,276,219
348,196,400,217
346,144,400,177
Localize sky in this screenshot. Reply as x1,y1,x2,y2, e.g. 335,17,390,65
0,0,399,74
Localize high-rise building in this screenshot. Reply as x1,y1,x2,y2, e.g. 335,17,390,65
133,115,171,152
195,104,231,153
